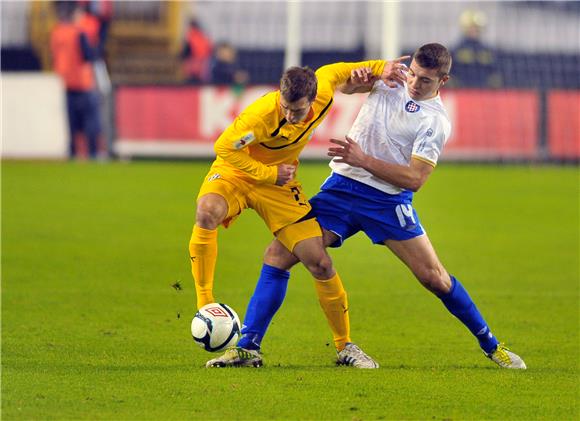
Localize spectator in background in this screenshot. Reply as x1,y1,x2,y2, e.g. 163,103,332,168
180,18,213,84
211,42,249,87
451,10,502,88
77,0,113,59
77,0,114,159
50,1,101,160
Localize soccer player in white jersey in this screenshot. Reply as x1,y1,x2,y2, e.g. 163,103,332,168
210,43,526,369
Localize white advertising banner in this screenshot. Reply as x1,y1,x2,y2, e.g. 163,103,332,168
2,73,68,159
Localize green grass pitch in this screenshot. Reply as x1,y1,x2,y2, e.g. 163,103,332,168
2,161,578,420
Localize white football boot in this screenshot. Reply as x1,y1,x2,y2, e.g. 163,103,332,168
206,347,263,368
336,343,379,369
485,344,527,369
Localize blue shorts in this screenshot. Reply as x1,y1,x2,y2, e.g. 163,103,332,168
310,173,424,247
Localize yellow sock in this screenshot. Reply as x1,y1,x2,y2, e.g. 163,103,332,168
189,225,218,308
313,273,350,352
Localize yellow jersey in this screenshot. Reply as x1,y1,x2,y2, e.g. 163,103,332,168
210,60,386,184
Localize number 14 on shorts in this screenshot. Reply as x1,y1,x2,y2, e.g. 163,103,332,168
395,204,417,230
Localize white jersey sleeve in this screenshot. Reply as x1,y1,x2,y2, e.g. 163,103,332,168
412,115,451,167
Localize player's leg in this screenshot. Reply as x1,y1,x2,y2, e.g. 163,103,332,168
189,175,246,309
248,208,351,355
384,235,526,368
236,227,339,352
279,185,354,353
234,182,327,352
385,234,451,293
206,238,295,367
385,235,498,348
235,219,328,351
291,231,378,368
236,239,296,351
189,193,227,308
288,225,351,352
283,182,377,366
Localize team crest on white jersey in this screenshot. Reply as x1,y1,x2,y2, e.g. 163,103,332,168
233,132,256,149
405,101,420,113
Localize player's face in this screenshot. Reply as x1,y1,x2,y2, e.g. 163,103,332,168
406,60,449,101
280,96,312,124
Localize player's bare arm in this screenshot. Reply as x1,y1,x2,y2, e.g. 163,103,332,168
328,136,434,192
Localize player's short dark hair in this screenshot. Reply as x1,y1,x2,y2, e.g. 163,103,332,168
280,67,317,103
413,43,452,78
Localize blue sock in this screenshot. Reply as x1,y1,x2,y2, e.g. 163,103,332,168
440,276,500,354
237,264,290,351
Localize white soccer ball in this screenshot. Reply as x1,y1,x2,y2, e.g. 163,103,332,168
191,303,241,352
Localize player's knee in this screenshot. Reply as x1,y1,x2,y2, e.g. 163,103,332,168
196,210,220,229
195,199,226,229
304,254,334,280
263,241,299,270
416,266,450,295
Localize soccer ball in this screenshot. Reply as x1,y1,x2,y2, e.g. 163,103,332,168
191,303,241,352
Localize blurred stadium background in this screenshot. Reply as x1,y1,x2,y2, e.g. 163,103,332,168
1,0,579,162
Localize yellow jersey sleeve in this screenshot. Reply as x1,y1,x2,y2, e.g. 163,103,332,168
213,106,279,184
315,60,386,91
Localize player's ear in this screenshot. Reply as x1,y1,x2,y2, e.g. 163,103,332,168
440,74,450,86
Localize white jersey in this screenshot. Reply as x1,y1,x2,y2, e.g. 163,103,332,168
330,80,451,194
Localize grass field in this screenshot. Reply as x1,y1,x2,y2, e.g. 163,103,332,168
2,161,578,420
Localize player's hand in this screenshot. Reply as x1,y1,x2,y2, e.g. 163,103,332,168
275,164,296,186
328,136,367,168
339,67,377,94
381,55,410,88
350,67,378,86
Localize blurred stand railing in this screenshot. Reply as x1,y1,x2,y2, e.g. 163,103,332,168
29,0,183,84
106,1,182,85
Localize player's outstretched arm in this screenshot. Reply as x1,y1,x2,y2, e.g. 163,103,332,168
328,136,434,192
339,56,410,94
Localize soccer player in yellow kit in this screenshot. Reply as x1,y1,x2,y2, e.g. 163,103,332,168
190,58,408,368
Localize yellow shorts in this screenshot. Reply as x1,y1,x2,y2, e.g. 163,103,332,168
276,217,322,252
197,170,321,250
